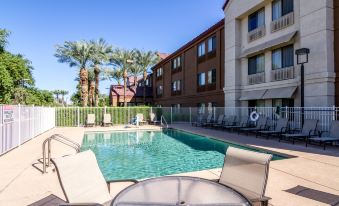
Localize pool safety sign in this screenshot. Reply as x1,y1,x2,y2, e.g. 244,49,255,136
3,105,14,123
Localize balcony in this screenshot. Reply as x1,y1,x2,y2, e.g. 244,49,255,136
207,50,216,59
156,76,162,81
171,90,181,96
171,66,182,74
197,85,206,93
271,12,294,33
156,93,163,98
206,83,216,91
271,66,295,81
248,25,266,43
248,72,265,85
197,55,206,64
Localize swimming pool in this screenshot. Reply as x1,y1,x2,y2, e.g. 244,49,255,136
81,129,286,181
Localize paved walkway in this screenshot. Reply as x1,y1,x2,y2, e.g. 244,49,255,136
0,124,338,206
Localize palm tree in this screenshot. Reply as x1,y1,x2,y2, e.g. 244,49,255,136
55,40,94,107
89,38,113,106
110,48,136,107
0,29,10,52
135,50,160,103
102,67,124,85
53,90,61,103
59,90,69,106
87,68,96,106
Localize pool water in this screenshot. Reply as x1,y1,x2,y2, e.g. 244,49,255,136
81,129,286,181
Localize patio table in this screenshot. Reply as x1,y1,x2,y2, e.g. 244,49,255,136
111,176,251,206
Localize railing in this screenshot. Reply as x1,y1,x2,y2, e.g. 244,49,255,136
161,115,169,128
42,134,80,173
248,25,266,42
0,105,55,156
271,66,295,81
271,12,294,33
248,72,265,85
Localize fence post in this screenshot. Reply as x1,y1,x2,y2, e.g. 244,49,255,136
18,104,21,146
189,107,192,124
77,107,80,127
170,107,173,124
333,105,336,121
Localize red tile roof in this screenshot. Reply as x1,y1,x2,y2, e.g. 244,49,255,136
157,52,170,60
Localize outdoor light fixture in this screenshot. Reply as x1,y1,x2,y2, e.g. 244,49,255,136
296,48,310,65
295,48,310,125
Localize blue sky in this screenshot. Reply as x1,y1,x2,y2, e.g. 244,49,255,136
1,0,224,101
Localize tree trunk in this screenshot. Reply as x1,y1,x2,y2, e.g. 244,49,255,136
80,68,88,107
89,81,95,107
143,71,147,104
94,65,100,107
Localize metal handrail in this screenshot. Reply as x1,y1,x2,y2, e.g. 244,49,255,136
161,115,169,128
42,134,81,174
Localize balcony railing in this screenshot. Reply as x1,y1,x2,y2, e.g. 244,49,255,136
248,72,265,85
248,25,266,42
171,90,182,96
206,83,216,91
197,85,206,92
171,66,182,74
271,66,295,81
156,76,162,81
271,12,294,33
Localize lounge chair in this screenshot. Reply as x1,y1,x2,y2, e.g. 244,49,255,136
280,119,318,144
211,114,225,128
149,113,160,125
86,114,95,127
257,118,288,139
51,150,138,205
201,113,213,127
191,114,204,127
136,113,147,125
218,147,272,206
222,115,237,127
223,116,249,132
239,116,268,135
102,114,112,127
307,120,339,150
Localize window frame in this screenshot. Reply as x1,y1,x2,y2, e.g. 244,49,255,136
198,42,206,57
272,45,294,70
248,8,265,32
272,0,294,21
197,72,206,86
207,36,216,53
207,69,216,84
248,54,265,75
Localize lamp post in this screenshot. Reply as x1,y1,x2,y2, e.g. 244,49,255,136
295,48,310,125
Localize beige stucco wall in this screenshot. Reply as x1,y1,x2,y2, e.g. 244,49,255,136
224,0,336,107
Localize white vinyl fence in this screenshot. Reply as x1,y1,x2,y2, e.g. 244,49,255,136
0,105,55,155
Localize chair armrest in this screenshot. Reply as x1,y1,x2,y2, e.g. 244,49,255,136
289,128,301,134
59,203,103,206
250,196,271,206
106,179,139,192
320,130,330,137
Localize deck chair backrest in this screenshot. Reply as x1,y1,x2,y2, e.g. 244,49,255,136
206,114,213,122
136,113,144,121
150,113,156,121
52,150,111,204
329,121,339,138
301,119,318,135
275,118,288,131
239,116,249,125
255,116,267,129
219,147,273,200
228,115,237,123
103,114,111,123
216,114,224,124
87,114,95,124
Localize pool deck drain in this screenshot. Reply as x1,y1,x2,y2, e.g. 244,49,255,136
0,124,338,206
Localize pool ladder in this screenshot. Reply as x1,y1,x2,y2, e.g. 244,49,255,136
161,115,169,129
42,134,81,174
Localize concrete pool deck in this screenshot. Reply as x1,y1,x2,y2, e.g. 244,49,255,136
0,124,338,206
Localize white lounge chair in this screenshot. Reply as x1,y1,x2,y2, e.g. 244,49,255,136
102,114,112,127
86,114,95,127
218,147,273,206
52,150,138,205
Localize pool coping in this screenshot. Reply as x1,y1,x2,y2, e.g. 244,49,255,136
168,127,297,159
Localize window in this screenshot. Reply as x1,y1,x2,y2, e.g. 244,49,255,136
197,73,205,86
208,36,216,52
248,8,265,32
272,45,294,70
198,42,206,57
248,54,265,75
156,68,163,77
207,69,216,84
171,80,181,92
272,0,293,20
156,85,163,96
172,56,181,70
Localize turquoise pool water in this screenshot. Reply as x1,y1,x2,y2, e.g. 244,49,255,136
81,129,286,181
